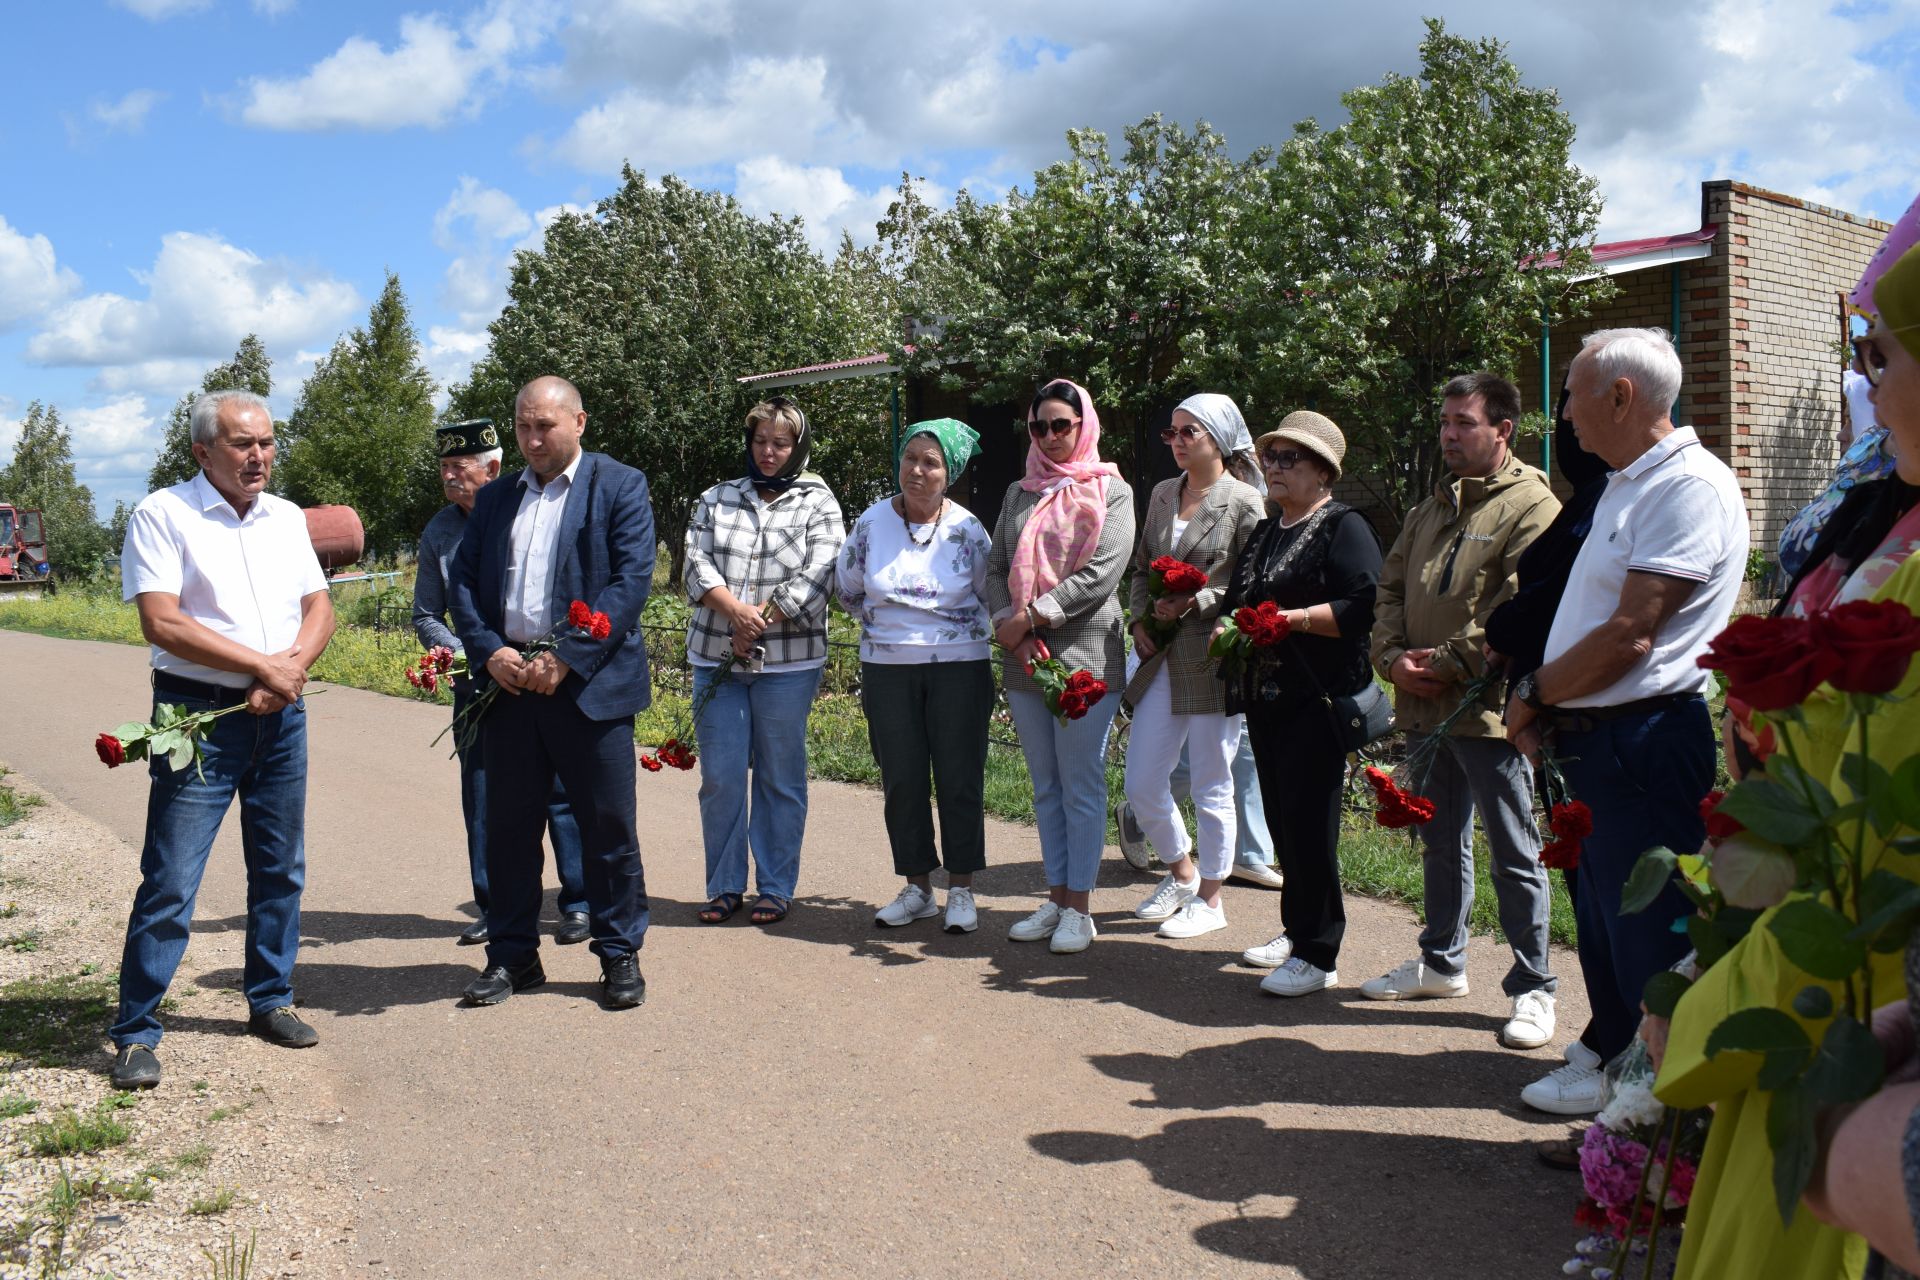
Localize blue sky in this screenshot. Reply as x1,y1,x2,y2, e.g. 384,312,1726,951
3,0,1917,516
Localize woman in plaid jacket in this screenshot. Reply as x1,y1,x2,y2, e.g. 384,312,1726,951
682,398,845,926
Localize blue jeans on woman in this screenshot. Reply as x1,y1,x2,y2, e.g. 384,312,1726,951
1007,688,1121,893
113,691,308,1048
693,663,823,903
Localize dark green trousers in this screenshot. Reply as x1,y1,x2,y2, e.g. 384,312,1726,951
861,660,993,877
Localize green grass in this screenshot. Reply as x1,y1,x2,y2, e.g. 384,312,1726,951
204,1229,258,1280
0,1094,37,1118
174,1143,213,1171
1,931,40,953
0,970,118,1067
0,769,41,830
186,1188,235,1216
1337,815,1577,947
22,1105,131,1157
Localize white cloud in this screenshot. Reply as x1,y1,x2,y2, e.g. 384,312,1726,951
87,359,219,400
25,232,360,373
111,0,210,18
0,217,81,332
434,176,535,248
88,88,165,133
430,179,589,330
237,3,550,131
731,157,912,252
252,0,297,15
0,397,21,464
425,326,491,400
66,396,158,460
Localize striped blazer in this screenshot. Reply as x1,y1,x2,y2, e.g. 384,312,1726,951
985,478,1135,696
1123,474,1266,715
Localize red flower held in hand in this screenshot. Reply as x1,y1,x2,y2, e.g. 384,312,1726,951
1149,555,1208,595
589,611,613,641
1549,800,1593,843
1541,839,1580,870
1233,601,1291,647
95,734,126,768
639,755,663,773
1815,599,1920,695
1700,790,1743,843
1696,614,1837,711
568,600,593,630
1363,766,1435,828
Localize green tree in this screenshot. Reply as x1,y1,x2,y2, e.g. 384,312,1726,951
1,401,111,577
1222,18,1611,518
277,275,439,559
106,498,134,554
148,334,275,491
452,169,892,582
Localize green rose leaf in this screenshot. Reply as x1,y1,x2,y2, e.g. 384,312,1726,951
1768,899,1867,981
1766,1084,1817,1225
1804,1014,1886,1108
1706,1006,1813,1056
1771,754,1838,821
165,738,195,773
1892,756,1920,832
1620,847,1680,915
1849,869,1920,951
1688,914,1727,967
1839,752,1897,836
1708,834,1799,910
1790,985,1834,1020
1642,969,1692,1019
1716,778,1827,847
112,722,149,742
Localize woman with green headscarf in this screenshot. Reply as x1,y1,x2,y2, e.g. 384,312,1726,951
837,419,996,934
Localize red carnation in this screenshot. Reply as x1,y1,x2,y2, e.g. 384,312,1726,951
95,733,126,768
1696,614,1838,711
1363,766,1435,828
1814,599,1920,695
1700,790,1743,843
589,612,613,641
568,600,593,630
1541,839,1579,870
640,754,663,773
1549,801,1593,842
406,667,424,689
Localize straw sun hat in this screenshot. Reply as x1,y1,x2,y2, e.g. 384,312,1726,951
1253,410,1347,481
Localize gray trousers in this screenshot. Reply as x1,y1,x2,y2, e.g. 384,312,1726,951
1415,735,1555,996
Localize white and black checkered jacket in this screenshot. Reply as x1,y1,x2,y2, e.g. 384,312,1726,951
683,475,845,666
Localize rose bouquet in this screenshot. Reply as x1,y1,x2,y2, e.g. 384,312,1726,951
1025,637,1108,724
437,600,613,755
1139,555,1209,648
1206,600,1291,677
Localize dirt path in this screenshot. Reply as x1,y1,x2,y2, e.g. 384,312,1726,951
1,627,1589,1278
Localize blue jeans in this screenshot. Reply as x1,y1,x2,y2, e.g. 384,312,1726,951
113,692,308,1048
455,676,586,917
1007,688,1121,893
1167,720,1273,868
1555,698,1713,1060
693,664,822,902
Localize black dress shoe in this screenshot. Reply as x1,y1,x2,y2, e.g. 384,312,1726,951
110,1044,161,1090
248,1006,319,1048
458,919,490,945
554,911,591,946
600,954,645,1009
462,957,546,1006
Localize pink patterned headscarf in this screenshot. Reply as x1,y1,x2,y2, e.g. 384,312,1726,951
1007,379,1121,609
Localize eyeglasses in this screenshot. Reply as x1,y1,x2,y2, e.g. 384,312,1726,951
1860,326,1918,388
1261,448,1310,471
1028,415,1080,438
1159,424,1207,442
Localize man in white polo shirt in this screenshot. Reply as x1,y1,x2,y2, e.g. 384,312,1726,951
1504,327,1747,1117
110,389,336,1090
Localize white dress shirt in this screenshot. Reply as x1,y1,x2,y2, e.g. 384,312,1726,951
502,452,582,644
121,472,328,688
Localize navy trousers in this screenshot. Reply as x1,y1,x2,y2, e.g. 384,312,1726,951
479,687,649,966
454,675,587,918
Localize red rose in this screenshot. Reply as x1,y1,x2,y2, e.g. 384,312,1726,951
1700,790,1743,842
1814,600,1920,695
568,600,593,629
1149,555,1185,577
1082,679,1107,706
1162,562,1208,594
95,733,126,767
1696,614,1838,711
589,612,613,641
1057,691,1086,717
1066,670,1096,695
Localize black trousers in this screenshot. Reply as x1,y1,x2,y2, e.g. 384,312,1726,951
1245,698,1348,971
480,688,649,966
862,660,993,877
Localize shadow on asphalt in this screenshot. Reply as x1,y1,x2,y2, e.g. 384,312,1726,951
1032,1115,1572,1276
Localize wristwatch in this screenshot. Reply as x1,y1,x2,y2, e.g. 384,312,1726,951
1513,672,1547,711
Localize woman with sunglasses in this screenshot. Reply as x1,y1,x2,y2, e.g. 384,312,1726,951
683,396,845,926
1217,412,1382,996
985,379,1134,953
1123,394,1266,941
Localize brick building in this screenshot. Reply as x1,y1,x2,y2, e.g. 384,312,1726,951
1518,180,1889,575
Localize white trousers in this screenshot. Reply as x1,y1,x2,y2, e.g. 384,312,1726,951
1122,663,1243,883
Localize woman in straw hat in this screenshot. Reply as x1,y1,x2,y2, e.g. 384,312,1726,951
1217,410,1382,996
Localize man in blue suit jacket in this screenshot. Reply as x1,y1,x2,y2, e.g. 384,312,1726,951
449,375,655,1009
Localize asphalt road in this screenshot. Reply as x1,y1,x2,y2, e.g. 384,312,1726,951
2,627,1591,1278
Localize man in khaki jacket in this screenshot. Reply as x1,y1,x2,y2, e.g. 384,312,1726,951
1365,372,1561,1050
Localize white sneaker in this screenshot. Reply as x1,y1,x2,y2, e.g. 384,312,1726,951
1359,957,1470,1002
1259,956,1337,997
943,887,978,934
1502,990,1557,1050
1158,899,1227,939
1564,1038,1601,1070
1008,901,1064,942
1114,801,1153,871
1241,933,1293,969
1049,907,1097,954
874,884,938,928
1521,1054,1608,1116
1135,872,1199,921
1227,861,1285,889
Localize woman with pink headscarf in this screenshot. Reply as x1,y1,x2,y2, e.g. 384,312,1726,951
984,379,1136,954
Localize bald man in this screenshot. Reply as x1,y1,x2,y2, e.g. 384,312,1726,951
448,376,657,1009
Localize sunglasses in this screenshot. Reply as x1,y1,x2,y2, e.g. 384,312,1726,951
1260,448,1311,471
1028,415,1080,438
1159,424,1208,442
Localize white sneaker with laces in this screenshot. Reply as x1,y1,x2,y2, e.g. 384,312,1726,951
1008,901,1064,942
943,887,978,934
1227,861,1285,889
1564,1038,1601,1070
1049,907,1097,953
1134,872,1199,921
1521,1053,1608,1115
1241,933,1293,969
1259,956,1337,997
1359,957,1470,1001
1113,801,1153,871
1158,899,1227,939
874,884,938,928
1502,989,1557,1049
